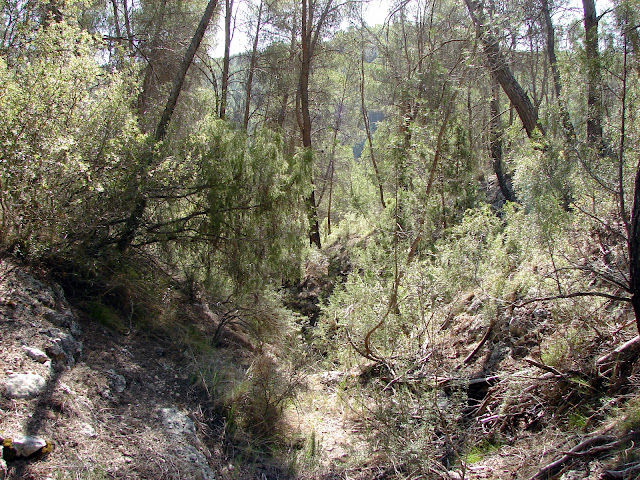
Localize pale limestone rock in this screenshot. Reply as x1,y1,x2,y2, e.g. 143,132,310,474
3,373,46,399
7,435,47,457
22,346,48,363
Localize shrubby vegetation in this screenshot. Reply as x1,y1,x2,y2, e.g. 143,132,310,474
2,0,640,477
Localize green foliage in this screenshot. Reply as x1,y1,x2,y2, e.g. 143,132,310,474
0,18,143,255
149,118,309,293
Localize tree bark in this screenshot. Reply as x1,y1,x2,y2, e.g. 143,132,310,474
243,0,263,129
220,0,234,119
464,0,543,139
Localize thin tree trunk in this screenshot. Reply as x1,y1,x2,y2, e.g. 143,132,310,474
628,161,640,336
243,0,263,129
118,0,220,252
582,0,604,149
360,52,386,209
490,81,517,203
137,0,168,120
122,0,134,53
299,0,330,248
541,0,576,143
464,0,543,139
220,0,233,119
111,0,123,66
155,0,219,142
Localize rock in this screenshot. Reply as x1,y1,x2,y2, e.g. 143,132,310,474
4,435,48,457
158,408,215,480
158,407,197,439
45,332,82,366
107,370,127,393
3,373,46,399
78,422,96,438
43,310,81,336
22,346,48,363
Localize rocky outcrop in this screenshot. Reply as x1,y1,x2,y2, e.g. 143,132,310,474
158,408,216,480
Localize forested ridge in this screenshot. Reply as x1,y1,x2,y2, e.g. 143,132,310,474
2,0,640,478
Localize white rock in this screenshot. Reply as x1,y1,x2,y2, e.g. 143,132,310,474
22,346,48,363
8,435,47,457
78,422,97,438
3,373,46,399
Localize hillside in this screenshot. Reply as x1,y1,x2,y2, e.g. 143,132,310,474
2,253,640,480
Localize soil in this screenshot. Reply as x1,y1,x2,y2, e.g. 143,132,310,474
0,257,288,479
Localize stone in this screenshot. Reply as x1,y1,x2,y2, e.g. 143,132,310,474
107,370,126,393
78,422,96,438
158,408,216,480
158,408,196,439
5,435,47,457
3,373,46,399
44,310,81,336
22,346,48,363
45,333,82,366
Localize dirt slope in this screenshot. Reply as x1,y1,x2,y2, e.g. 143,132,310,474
0,257,291,480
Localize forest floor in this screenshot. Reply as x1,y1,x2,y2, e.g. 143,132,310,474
2,255,640,479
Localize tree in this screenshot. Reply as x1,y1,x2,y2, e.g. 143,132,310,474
243,0,264,129
298,0,341,247
118,0,220,252
464,0,543,139
220,0,235,119
582,0,604,150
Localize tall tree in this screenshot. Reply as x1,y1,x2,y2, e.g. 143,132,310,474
220,0,234,119
582,0,604,149
464,0,543,139
298,0,339,248
118,0,220,252
243,0,264,129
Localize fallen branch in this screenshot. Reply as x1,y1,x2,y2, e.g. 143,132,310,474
603,461,640,479
463,319,495,365
515,291,630,309
524,357,565,378
530,430,638,480
595,336,640,366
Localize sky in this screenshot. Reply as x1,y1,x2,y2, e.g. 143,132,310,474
211,0,614,58
211,0,391,57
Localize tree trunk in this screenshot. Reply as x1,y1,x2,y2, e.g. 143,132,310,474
155,0,219,142
118,0,220,252
243,0,263,129
490,81,517,203
122,0,134,53
137,0,168,121
298,0,331,248
360,52,386,209
542,0,576,143
464,0,543,139
629,162,640,336
110,0,123,66
582,0,604,149
220,0,233,119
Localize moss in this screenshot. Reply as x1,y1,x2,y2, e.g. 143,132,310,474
85,301,128,334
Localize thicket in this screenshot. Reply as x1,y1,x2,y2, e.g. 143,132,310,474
3,0,640,477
